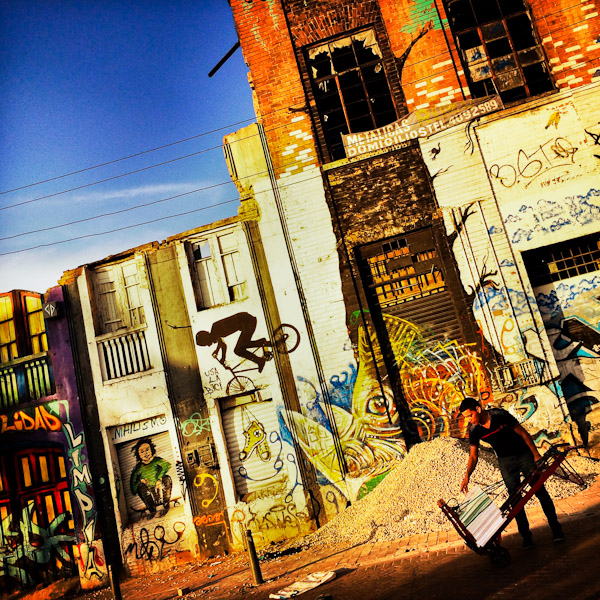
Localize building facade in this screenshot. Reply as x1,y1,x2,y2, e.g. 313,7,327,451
226,0,600,505
0,288,108,592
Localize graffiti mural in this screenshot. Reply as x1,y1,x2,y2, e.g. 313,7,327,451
0,400,106,590
195,312,300,396
64,422,106,585
116,431,182,521
0,500,76,587
283,314,490,501
124,521,186,562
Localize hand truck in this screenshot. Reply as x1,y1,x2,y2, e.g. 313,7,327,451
438,444,585,566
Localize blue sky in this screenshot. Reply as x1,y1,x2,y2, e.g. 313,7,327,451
0,0,255,292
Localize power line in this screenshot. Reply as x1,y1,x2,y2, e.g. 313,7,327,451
0,171,323,255
0,118,255,196
0,198,241,256
0,109,308,212
0,100,308,198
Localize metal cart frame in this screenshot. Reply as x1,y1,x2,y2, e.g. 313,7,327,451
438,444,585,566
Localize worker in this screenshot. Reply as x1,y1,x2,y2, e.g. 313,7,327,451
459,397,564,549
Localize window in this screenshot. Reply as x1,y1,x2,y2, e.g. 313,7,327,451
190,231,247,309
192,240,217,308
363,230,446,308
522,233,600,287
93,260,145,334
0,295,17,363
444,0,554,103
24,295,47,355
307,29,397,161
219,233,246,302
0,292,48,362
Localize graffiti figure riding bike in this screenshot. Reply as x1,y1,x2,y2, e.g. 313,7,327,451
195,311,300,394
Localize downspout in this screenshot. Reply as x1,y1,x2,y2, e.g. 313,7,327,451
472,128,571,429
257,124,348,480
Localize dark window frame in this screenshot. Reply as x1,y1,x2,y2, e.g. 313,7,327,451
443,0,554,103
522,233,600,288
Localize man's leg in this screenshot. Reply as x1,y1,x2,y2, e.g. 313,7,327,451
235,314,268,371
517,452,564,541
498,455,534,548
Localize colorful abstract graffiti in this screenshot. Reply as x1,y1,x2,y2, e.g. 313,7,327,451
0,401,105,589
283,313,490,500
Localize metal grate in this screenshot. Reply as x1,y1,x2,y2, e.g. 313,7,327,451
99,329,151,381
495,359,542,391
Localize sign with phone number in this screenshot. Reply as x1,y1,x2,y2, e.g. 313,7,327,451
342,95,503,159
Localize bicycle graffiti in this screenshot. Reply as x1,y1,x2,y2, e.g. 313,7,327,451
196,312,300,395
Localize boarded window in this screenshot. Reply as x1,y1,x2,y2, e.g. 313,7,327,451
307,29,397,161
219,233,246,302
192,240,217,308
93,261,146,334
0,295,17,362
24,295,48,355
445,0,554,103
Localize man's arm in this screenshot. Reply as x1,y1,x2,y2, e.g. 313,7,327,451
212,339,227,365
461,444,479,493
513,423,542,461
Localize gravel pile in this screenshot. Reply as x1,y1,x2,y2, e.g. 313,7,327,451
298,437,599,550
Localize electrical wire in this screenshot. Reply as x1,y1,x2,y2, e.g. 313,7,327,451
0,171,324,255
0,117,256,196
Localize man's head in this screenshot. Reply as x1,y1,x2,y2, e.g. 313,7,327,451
195,330,212,347
460,397,483,427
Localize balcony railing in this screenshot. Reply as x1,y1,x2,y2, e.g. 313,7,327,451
0,353,55,409
98,328,152,381
495,359,543,392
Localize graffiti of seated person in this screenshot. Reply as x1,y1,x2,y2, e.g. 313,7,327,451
130,438,173,518
195,312,269,372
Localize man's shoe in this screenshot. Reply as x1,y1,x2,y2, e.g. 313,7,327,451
552,525,565,542
522,534,536,550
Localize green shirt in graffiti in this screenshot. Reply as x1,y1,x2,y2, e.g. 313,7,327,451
130,456,171,495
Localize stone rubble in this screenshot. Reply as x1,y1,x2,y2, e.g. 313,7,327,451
295,437,599,550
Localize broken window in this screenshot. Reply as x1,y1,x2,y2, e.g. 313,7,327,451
189,230,247,309
444,0,554,103
307,29,397,161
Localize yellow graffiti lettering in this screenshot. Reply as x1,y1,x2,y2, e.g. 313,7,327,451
0,405,62,435
17,411,36,430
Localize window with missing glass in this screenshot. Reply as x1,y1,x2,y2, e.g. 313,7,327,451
522,234,600,288
444,0,554,103
307,29,398,161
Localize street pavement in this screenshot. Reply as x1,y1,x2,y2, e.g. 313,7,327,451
14,473,600,600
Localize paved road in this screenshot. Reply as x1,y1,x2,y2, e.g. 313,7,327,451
15,475,600,600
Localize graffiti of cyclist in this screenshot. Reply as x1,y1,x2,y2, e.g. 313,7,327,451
196,312,268,372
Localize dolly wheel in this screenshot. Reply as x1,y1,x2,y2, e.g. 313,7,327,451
488,545,511,567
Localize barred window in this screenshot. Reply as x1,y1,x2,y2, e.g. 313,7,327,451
522,234,600,287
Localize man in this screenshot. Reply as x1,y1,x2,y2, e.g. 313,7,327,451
196,312,269,372
459,397,564,549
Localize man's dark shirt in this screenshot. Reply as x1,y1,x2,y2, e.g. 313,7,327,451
468,408,530,458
